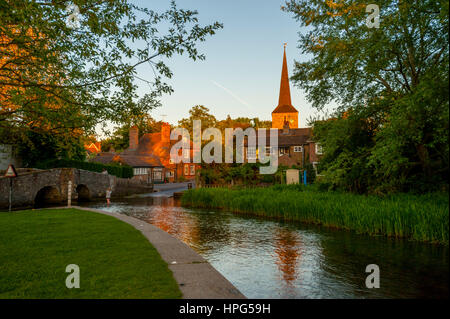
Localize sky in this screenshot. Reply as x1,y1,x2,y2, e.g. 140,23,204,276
99,0,335,135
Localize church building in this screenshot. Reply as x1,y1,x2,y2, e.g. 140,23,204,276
243,45,322,169
271,44,299,130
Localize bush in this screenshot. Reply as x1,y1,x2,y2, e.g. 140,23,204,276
270,184,305,192
303,163,316,184
35,159,133,178
316,181,332,192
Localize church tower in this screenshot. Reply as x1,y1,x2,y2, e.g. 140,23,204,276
272,44,298,129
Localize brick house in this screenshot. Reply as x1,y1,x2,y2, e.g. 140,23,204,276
91,124,198,183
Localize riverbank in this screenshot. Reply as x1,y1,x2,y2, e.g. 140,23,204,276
181,186,449,245
0,208,181,298
74,206,245,299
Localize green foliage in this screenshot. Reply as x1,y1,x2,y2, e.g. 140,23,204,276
198,163,276,186
178,105,217,135
182,187,449,244
177,106,273,139
284,0,449,193
36,159,133,179
197,162,318,186
1,1,222,142
0,209,181,298
303,162,316,184
197,162,317,186
16,131,86,168
216,116,272,130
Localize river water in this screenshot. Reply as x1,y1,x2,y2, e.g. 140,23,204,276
80,193,449,299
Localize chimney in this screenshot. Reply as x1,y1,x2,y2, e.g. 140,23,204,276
129,126,139,150
161,122,171,146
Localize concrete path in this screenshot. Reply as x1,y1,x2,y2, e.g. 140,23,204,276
128,181,194,198
71,206,245,299
153,181,195,192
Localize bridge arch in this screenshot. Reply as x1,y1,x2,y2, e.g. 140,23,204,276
76,184,91,202
34,186,62,208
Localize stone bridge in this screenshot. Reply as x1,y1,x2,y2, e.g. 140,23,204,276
0,168,153,210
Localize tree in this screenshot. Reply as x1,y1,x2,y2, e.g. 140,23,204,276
251,118,272,129
0,0,221,160
18,130,86,167
216,116,272,130
101,113,166,152
178,105,217,134
284,0,449,193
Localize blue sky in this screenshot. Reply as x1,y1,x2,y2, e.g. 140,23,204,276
104,0,334,134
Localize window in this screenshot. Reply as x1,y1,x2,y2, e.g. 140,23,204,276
153,168,162,181
264,146,277,156
166,170,174,178
279,147,288,156
133,167,149,175
294,146,303,153
247,146,256,160
184,164,189,176
190,165,195,175
315,143,323,155
183,149,190,161
169,158,174,164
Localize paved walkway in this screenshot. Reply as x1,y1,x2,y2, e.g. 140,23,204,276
128,181,194,198
71,206,245,299
153,181,195,192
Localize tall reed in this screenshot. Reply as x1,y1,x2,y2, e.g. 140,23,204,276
181,186,449,244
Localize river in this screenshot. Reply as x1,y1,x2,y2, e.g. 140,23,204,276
80,192,449,299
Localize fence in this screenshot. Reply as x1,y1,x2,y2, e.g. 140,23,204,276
199,183,272,189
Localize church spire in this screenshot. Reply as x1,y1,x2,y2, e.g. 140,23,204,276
278,43,292,107
272,44,298,129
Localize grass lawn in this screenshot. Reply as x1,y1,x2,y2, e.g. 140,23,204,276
0,208,182,298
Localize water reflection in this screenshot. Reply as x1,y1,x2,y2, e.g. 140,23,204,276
274,227,302,285
81,196,449,299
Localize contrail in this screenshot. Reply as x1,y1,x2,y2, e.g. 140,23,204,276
211,80,252,109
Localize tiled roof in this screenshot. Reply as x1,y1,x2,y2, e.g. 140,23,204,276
117,155,163,167
91,153,115,164
272,104,298,114
91,153,163,167
242,128,312,146
92,131,168,168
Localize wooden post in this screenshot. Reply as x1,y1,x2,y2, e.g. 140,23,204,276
9,178,12,212
4,164,17,212
67,181,72,207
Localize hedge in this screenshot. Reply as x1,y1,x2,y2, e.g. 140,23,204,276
35,159,133,179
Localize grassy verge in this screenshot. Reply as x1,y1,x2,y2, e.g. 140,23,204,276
0,208,182,298
181,185,449,245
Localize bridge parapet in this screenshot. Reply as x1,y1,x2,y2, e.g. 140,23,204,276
0,168,152,210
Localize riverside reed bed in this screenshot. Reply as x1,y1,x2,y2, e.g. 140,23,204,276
181,185,449,245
